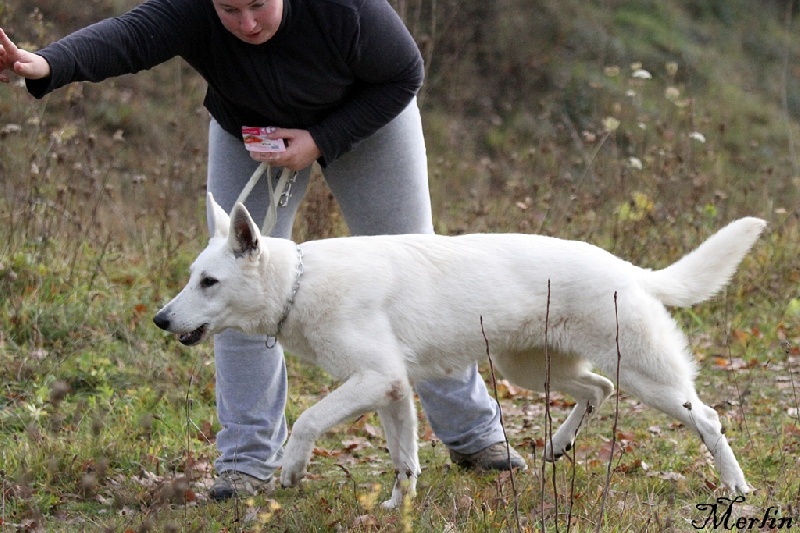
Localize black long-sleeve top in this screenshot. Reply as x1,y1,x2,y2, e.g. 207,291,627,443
26,0,424,166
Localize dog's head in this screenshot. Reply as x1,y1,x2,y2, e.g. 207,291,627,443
153,193,270,345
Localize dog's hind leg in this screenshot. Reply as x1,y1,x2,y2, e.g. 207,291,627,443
622,372,750,493
376,394,420,509
544,369,615,461
612,303,749,492
670,397,748,493
280,370,414,491
494,352,614,462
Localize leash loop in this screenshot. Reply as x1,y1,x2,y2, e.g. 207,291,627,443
235,162,296,236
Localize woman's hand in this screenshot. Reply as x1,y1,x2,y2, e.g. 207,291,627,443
250,128,322,171
0,28,51,83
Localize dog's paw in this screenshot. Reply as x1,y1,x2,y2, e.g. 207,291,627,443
380,470,418,509
281,437,313,488
280,453,309,488
725,479,752,495
280,466,306,488
719,469,751,495
381,496,402,509
544,440,573,462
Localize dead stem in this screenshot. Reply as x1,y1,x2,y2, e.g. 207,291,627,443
541,279,560,532
480,315,521,533
596,291,621,533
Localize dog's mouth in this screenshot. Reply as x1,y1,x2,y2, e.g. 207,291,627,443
178,324,208,346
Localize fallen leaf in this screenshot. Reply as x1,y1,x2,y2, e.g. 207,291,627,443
616,430,636,441
341,437,373,452
362,423,383,439
714,357,729,367
646,471,685,481
496,379,527,398
530,501,557,519
352,514,379,528
731,329,750,343
616,458,648,473
313,447,340,458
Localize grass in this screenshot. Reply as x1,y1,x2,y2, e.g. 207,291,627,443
2,0,800,531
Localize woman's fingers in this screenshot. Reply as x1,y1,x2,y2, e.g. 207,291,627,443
0,28,51,81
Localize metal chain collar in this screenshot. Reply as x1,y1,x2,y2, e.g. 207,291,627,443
267,244,304,346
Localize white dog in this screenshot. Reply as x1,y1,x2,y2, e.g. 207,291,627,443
154,193,765,508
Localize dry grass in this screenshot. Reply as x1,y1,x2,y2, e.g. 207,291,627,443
1,0,799,531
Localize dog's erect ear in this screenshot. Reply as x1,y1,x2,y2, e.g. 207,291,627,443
207,193,231,238
228,202,261,258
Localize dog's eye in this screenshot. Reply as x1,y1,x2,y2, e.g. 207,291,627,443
200,277,218,289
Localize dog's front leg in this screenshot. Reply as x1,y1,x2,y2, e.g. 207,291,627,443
377,394,420,509
281,371,413,490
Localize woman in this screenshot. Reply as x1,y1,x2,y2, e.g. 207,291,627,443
0,0,524,500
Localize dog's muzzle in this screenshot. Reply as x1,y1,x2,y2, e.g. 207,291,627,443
153,312,208,346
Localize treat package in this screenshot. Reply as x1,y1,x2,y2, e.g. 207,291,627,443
242,126,286,152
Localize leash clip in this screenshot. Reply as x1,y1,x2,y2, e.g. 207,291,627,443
279,171,298,207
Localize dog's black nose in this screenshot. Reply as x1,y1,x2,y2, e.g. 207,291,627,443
153,313,170,331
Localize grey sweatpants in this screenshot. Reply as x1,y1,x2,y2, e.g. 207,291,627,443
206,100,505,480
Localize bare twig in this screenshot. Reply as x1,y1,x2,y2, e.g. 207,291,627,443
1,453,6,533
782,340,800,425
540,279,560,532
566,403,591,533
335,463,359,504
542,117,613,234
480,316,521,533
596,292,621,533
184,359,199,525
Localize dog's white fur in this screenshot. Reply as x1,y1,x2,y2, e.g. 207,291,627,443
154,193,765,508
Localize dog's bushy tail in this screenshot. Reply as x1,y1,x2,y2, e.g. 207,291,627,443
642,217,767,307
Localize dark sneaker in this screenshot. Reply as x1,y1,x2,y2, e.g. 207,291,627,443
209,471,274,501
449,441,528,471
